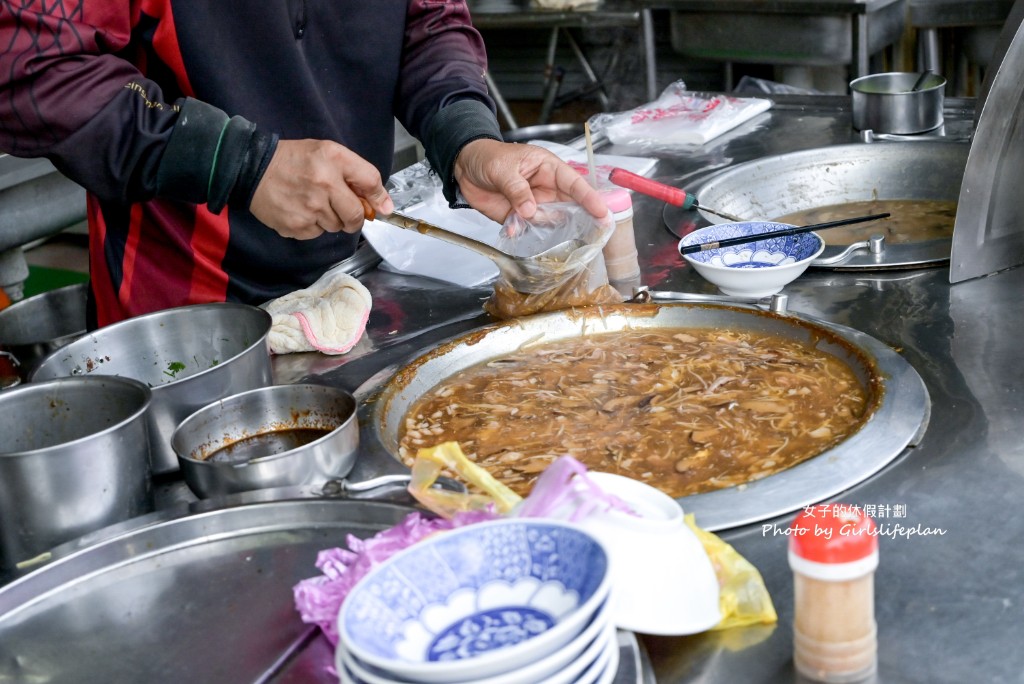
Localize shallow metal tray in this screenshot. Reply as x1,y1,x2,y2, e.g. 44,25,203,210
0,498,649,684
679,142,969,270
356,302,930,531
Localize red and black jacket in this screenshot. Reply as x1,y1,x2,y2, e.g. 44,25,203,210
0,1,500,326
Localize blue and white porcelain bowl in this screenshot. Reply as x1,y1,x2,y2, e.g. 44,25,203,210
337,519,613,683
679,222,825,298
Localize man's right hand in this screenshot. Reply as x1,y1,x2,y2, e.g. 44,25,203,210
248,139,394,240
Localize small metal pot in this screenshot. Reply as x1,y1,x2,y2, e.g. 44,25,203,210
31,302,273,475
0,283,88,381
850,72,946,135
0,375,153,569
171,383,359,499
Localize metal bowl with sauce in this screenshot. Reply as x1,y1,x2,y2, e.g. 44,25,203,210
171,383,359,499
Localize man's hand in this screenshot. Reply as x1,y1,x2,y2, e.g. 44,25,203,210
453,139,608,223
248,139,394,239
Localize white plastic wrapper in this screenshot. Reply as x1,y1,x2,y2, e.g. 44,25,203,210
588,80,773,151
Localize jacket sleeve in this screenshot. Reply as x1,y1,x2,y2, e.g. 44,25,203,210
0,2,273,212
397,0,502,205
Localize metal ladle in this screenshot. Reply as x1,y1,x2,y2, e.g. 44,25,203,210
361,199,587,293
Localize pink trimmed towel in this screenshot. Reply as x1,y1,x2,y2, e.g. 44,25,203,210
262,270,372,355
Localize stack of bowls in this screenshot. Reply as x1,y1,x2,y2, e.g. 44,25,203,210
336,519,618,684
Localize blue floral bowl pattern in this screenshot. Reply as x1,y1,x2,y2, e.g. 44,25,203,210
681,222,821,267
679,222,825,297
337,519,611,682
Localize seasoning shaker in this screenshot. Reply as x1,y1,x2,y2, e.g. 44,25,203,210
601,189,641,292
789,504,879,683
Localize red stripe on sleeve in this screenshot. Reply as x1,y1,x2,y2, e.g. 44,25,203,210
188,207,231,303
139,0,194,97
87,196,124,328
116,202,145,305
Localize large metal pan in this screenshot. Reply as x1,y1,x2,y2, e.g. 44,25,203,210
685,142,968,269
355,302,930,531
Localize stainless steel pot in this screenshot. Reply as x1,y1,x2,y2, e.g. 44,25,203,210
31,302,273,475
355,302,929,531
850,71,946,134
0,375,153,569
0,283,88,381
171,383,359,499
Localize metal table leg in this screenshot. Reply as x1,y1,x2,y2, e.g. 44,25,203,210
485,71,519,130
641,8,658,101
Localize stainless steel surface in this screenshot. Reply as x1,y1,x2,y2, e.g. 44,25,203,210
0,499,411,683
0,497,650,683
850,71,946,133
171,383,359,499
949,0,1024,283
31,302,273,475
232,92,1024,681
0,282,87,380
688,142,968,268
4,91,1017,681
501,122,584,144
355,302,928,532
0,376,152,569
656,0,905,77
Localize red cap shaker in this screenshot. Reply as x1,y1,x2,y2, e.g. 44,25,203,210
789,504,878,683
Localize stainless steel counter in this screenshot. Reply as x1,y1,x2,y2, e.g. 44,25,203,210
271,94,1023,683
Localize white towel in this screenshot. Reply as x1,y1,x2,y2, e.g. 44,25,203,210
262,270,372,355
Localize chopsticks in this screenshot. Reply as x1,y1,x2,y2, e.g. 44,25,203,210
679,213,891,255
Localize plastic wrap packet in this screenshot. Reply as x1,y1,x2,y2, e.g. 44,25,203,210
483,202,623,319
292,508,498,646
512,455,636,522
407,441,523,518
586,80,773,153
685,513,779,630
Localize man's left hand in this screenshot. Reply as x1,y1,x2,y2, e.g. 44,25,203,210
453,139,608,223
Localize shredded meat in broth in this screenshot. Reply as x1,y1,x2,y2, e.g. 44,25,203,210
399,329,873,498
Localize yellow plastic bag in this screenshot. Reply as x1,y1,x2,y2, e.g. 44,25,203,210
685,514,778,631
408,442,523,519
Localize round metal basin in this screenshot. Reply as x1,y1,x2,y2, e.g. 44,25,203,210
355,303,930,531
686,142,969,269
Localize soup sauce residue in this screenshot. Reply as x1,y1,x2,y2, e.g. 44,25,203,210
774,198,957,246
399,329,874,498
205,428,331,464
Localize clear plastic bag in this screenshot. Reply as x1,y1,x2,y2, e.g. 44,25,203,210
407,441,523,518
483,202,622,319
587,80,773,152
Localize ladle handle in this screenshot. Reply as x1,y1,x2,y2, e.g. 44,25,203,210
360,198,515,269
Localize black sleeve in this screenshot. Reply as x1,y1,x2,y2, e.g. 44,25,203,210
421,99,502,206
154,98,278,213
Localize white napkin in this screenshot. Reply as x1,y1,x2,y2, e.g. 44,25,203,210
262,269,372,355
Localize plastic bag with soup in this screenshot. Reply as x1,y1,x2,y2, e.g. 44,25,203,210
483,202,623,319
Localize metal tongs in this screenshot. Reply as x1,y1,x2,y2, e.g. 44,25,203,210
360,199,586,293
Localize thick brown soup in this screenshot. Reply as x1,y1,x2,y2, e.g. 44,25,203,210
398,329,873,498
774,198,956,246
